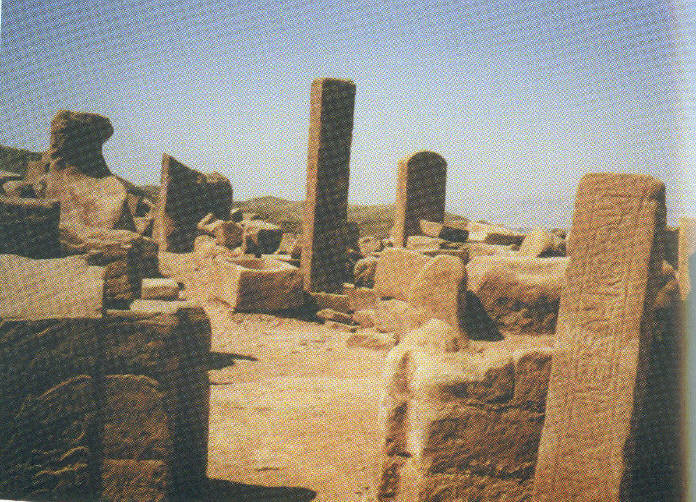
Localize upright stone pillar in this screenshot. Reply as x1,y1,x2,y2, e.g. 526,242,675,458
302,78,356,293
533,174,682,501
392,151,447,247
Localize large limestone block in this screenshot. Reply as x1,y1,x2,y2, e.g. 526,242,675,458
518,227,565,257
0,254,104,320
155,154,232,252
408,254,467,334
467,256,567,337
0,196,61,258
378,340,552,502
210,256,304,311
374,247,432,301
141,278,180,300
533,173,680,502
374,299,431,337
468,222,525,246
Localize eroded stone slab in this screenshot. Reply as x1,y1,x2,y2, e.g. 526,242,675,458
533,173,675,502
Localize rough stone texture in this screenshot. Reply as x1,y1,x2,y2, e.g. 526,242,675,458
374,247,432,301
242,220,282,256
210,256,304,311
518,227,565,257
0,254,104,320
378,340,553,501
533,173,682,502
354,255,378,288
466,256,568,338
0,258,212,501
302,78,356,293
407,255,467,336
400,318,466,352
310,291,351,313
359,235,384,256
406,235,445,250
662,225,679,269
155,153,232,252
141,278,180,300
192,234,239,270
678,217,695,298
0,196,61,258
346,285,379,312
465,242,517,259
419,220,469,243
373,299,431,338
468,222,526,247
61,224,159,306
392,151,447,248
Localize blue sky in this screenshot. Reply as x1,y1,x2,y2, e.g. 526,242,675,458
1,0,692,227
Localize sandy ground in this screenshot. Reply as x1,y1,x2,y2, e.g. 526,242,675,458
200,297,387,501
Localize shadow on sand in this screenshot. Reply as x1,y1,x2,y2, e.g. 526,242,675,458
197,478,317,501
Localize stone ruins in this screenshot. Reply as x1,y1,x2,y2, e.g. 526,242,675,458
0,81,688,501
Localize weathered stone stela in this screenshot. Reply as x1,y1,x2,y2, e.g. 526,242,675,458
302,78,356,292
533,173,680,502
392,151,447,247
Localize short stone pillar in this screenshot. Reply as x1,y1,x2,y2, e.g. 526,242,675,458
302,78,356,292
391,151,447,247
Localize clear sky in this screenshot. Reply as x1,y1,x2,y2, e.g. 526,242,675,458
1,0,692,227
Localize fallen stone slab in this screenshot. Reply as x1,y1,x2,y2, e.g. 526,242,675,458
419,219,469,243
346,328,395,350
468,222,525,247
352,309,376,328
141,278,180,300
310,291,351,313
316,308,355,325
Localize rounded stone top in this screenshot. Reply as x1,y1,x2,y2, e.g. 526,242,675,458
50,110,114,145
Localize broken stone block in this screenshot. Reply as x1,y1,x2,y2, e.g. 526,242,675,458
154,153,232,252
400,318,467,352
468,222,526,247
407,254,467,335
0,196,61,258
517,227,565,257
354,256,378,288
0,254,104,320
317,308,355,325
419,219,469,243
346,328,395,350
310,291,351,313
374,247,432,301
210,256,304,311
346,285,379,312
374,299,431,337
378,339,551,501
141,278,180,300
241,220,282,256
214,220,244,248
466,256,567,337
